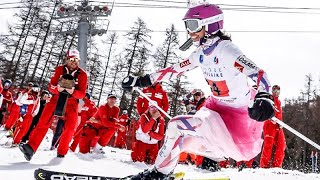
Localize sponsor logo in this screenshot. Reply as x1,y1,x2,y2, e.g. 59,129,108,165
202,67,223,78
234,62,244,72
50,175,101,180
51,175,101,180
199,55,204,64
237,55,257,70
38,173,45,180
154,93,163,99
213,57,218,64
180,59,191,68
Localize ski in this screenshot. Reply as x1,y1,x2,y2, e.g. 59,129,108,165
34,168,129,180
34,168,230,180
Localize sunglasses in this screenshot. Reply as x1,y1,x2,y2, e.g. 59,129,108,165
68,57,79,62
149,106,158,110
184,14,224,33
272,89,280,93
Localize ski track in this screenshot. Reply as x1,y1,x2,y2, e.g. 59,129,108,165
0,130,319,180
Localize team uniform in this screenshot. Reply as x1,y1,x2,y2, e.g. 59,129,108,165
131,112,165,164
137,83,169,116
113,113,129,149
4,89,25,130
260,94,286,168
79,103,120,154
13,91,40,145
21,65,88,158
70,98,97,152
0,82,13,125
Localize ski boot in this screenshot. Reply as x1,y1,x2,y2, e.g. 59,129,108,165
19,143,34,161
129,168,170,180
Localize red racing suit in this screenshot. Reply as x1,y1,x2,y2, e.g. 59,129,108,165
136,83,169,116
131,112,165,164
70,98,97,152
114,114,129,149
260,96,286,168
0,89,13,125
13,92,40,144
4,90,25,130
27,65,88,156
79,104,120,154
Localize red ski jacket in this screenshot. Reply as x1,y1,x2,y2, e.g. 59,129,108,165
89,103,120,129
48,65,88,104
136,83,169,115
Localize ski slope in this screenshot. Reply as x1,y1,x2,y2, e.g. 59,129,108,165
0,130,319,180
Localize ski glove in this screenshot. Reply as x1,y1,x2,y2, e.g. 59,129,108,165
248,92,275,122
122,74,152,92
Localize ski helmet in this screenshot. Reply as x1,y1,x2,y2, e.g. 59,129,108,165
3,79,12,89
183,4,223,35
272,85,280,91
272,85,280,96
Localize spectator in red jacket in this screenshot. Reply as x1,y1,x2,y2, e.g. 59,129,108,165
19,49,88,160
114,110,129,149
70,93,98,152
13,84,41,146
131,101,165,165
0,78,2,93
0,78,2,113
2,82,32,131
79,94,122,154
260,85,286,168
0,79,13,125
136,82,169,116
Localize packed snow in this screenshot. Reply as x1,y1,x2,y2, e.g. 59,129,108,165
0,130,319,180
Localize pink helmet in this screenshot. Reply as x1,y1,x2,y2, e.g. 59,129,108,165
183,4,223,34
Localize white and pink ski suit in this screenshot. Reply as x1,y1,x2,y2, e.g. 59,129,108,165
149,37,271,174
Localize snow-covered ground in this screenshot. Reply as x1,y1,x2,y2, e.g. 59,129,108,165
0,130,319,180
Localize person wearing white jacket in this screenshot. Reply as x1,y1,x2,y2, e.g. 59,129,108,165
12,84,40,146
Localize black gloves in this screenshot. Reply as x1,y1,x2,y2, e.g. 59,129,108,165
122,74,152,91
248,92,275,122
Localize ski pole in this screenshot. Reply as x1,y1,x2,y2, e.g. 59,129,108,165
133,87,173,119
73,126,84,138
271,117,320,150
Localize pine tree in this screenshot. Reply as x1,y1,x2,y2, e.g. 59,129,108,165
119,17,152,116
97,32,118,106
152,24,190,117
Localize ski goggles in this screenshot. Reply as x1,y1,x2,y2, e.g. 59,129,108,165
272,89,280,93
4,82,11,88
68,57,79,62
149,106,158,110
183,14,223,33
